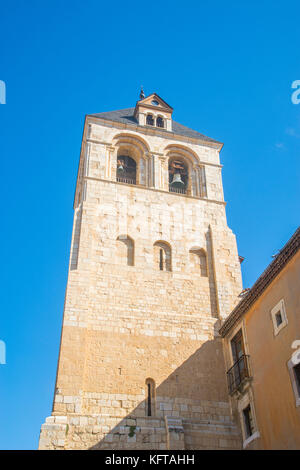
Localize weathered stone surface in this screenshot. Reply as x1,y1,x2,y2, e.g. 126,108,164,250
38,97,243,450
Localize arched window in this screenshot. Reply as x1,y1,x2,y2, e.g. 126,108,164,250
189,248,208,276
156,116,164,128
146,114,154,126
116,235,134,266
154,241,171,272
145,378,156,416
116,155,137,185
168,158,188,195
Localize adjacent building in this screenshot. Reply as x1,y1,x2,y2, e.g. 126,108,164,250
220,227,300,449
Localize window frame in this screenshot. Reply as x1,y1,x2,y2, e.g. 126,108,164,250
146,114,154,126
271,299,288,336
153,241,172,272
227,322,249,368
145,378,156,417
237,391,260,449
168,157,189,194
156,115,165,128
116,154,137,185
231,329,245,363
287,357,300,407
243,404,254,439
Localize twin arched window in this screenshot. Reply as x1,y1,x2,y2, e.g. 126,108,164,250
113,135,207,199
146,114,165,128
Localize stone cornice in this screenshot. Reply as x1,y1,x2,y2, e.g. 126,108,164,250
83,176,227,206
86,138,111,146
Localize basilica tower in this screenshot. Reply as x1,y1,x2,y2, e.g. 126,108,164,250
39,92,243,450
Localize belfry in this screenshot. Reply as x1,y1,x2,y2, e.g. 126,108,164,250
39,92,243,449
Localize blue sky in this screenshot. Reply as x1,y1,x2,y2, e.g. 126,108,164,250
0,0,299,449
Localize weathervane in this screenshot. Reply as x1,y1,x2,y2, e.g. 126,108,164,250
139,85,145,100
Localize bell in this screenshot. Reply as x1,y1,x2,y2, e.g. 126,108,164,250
170,172,185,188
117,162,124,172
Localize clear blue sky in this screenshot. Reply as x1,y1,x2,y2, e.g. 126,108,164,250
0,0,299,450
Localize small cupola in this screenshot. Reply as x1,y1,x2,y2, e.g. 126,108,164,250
134,90,173,131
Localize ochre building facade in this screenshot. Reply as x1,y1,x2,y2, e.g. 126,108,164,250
220,228,300,450
38,93,244,450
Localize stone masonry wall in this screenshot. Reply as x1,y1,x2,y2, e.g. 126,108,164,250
39,117,243,450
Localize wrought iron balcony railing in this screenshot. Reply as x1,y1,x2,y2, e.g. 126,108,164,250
117,176,136,185
227,354,251,395
169,185,187,195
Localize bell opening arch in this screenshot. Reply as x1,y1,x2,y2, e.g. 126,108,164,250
112,133,151,187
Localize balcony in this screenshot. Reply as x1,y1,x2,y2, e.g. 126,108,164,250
117,176,136,185
169,185,187,195
227,354,251,395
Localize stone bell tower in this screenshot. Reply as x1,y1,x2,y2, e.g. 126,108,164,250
39,92,243,450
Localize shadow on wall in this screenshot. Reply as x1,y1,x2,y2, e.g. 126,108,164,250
76,338,242,450
70,207,82,271
206,229,218,318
